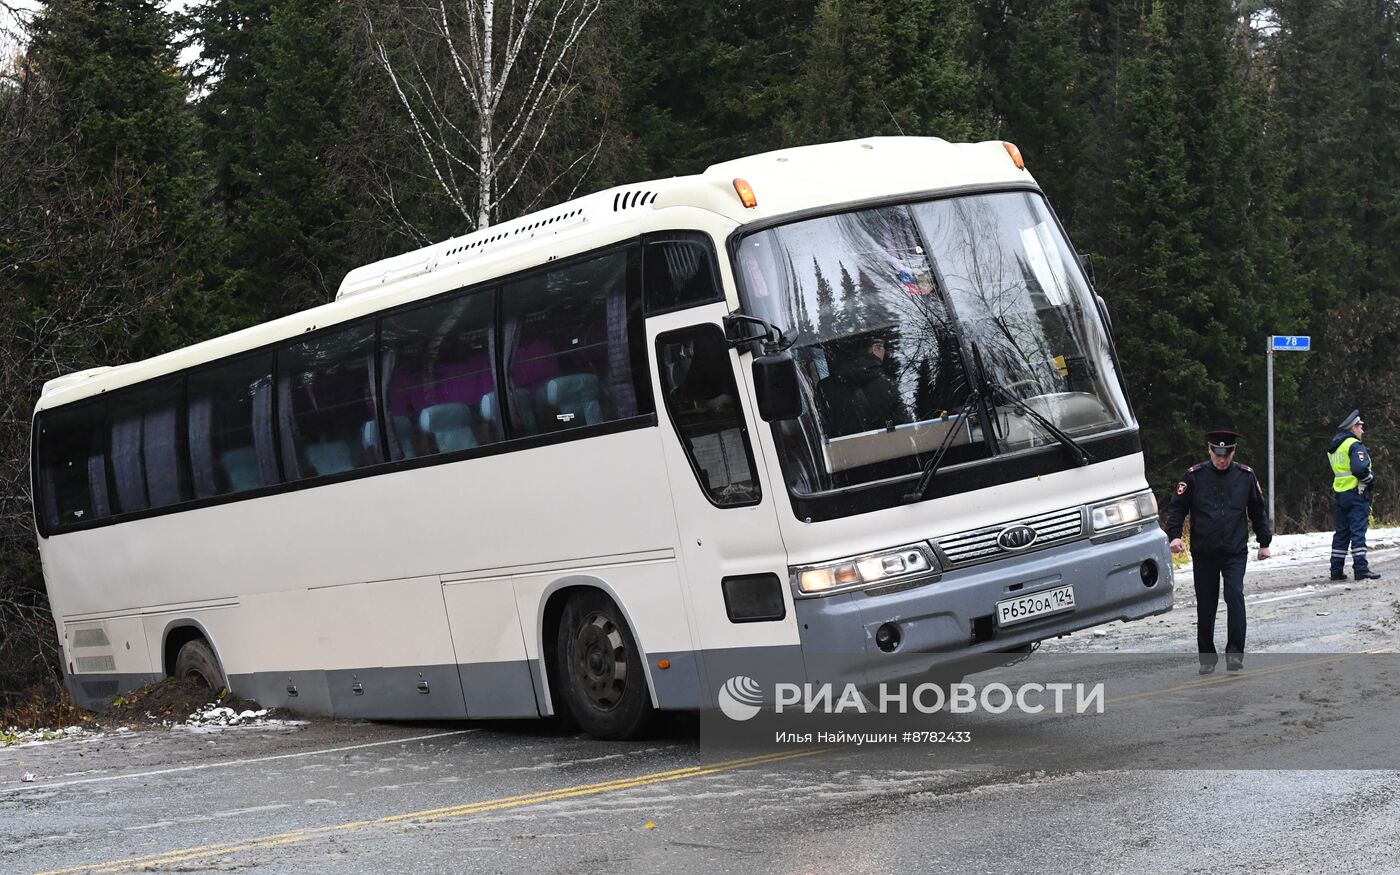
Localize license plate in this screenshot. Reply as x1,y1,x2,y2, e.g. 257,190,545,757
996,584,1076,627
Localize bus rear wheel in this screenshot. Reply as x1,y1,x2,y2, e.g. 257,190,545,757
173,638,227,695
555,592,656,740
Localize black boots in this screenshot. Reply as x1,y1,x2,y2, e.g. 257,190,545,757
1355,570,1383,580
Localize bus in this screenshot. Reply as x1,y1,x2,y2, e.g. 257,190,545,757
32,137,1172,739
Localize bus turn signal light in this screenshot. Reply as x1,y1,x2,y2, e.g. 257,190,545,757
733,178,758,208
1003,142,1025,170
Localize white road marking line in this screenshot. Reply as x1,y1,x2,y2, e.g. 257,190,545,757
0,729,478,794
1251,591,1324,606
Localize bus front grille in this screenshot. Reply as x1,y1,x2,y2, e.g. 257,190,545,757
932,507,1085,570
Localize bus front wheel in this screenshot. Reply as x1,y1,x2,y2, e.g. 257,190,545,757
555,592,656,740
174,638,228,695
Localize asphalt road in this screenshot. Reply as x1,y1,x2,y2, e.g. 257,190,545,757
5,543,1400,874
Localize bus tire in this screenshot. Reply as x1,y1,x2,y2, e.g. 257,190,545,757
173,638,227,695
555,592,656,740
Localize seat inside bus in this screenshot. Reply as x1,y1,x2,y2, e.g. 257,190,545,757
418,403,477,453
305,440,355,476
541,373,605,427
220,447,261,493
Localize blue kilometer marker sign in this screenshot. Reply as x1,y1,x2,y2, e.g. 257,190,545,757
1270,335,1311,351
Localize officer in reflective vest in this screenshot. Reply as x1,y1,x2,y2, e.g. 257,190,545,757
1328,409,1380,581
1165,429,1272,674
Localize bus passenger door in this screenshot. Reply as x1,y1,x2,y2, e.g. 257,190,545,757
650,308,801,706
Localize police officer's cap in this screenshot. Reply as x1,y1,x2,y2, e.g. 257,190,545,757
1338,409,1364,430
1205,428,1241,455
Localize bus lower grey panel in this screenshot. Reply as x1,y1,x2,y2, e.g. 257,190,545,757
457,660,539,718
238,670,333,717
696,645,808,708
66,672,160,711
646,649,704,710
325,665,467,720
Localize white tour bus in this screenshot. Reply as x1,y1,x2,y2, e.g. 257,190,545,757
33,137,1171,739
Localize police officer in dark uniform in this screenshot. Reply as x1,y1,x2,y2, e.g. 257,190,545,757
1165,429,1273,674
1328,409,1381,581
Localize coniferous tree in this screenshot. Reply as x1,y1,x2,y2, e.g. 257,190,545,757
813,258,836,339
1270,0,1400,526
622,0,815,175
193,0,353,320
1,0,212,700
23,0,212,354
1092,0,1294,499
786,0,983,143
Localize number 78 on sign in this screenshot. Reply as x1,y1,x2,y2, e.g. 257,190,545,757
1270,335,1311,351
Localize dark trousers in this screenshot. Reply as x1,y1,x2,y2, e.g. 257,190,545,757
1193,552,1247,657
1331,490,1371,575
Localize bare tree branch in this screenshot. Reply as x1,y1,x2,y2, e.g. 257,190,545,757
365,0,609,231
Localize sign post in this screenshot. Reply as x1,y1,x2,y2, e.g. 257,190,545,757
1268,335,1311,528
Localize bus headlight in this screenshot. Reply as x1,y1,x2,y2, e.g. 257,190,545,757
1089,490,1158,533
792,545,937,596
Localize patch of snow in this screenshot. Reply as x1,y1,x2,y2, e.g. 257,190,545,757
1,725,89,748
1176,526,1400,575
174,703,306,733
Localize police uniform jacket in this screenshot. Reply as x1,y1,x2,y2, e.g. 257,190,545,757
1327,429,1376,489
1164,461,1274,557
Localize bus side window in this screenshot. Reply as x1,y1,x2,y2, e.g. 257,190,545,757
380,288,499,459
643,233,723,314
656,325,761,507
37,400,110,529
501,249,651,437
188,354,278,497
276,321,379,481
108,377,190,515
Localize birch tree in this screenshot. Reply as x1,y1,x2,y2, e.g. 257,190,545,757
365,0,607,232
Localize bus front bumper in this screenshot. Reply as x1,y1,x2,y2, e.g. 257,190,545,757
792,525,1173,688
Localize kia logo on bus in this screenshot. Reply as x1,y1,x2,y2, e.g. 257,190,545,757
997,524,1038,551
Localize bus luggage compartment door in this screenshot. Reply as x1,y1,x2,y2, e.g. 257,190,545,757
442,574,540,718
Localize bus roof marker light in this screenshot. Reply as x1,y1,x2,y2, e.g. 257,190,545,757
733,178,758,209
1003,142,1026,170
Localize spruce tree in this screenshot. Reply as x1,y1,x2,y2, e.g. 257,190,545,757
193,0,351,321
786,0,983,143
1105,0,1292,494
23,0,213,357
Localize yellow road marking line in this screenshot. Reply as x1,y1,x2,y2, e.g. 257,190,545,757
37,748,827,875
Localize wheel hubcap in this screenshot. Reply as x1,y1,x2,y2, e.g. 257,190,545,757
573,612,627,710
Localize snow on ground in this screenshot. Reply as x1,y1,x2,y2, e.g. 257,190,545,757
0,725,92,748
1176,525,1400,575
176,704,307,733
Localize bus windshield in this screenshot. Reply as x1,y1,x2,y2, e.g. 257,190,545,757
734,190,1132,495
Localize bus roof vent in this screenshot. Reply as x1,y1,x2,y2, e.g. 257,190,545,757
434,205,589,272
612,190,658,212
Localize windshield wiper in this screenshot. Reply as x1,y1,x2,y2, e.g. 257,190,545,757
979,374,1092,467
903,388,982,503
967,341,1091,467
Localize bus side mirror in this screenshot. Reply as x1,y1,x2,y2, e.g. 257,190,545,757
1078,252,1096,288
752,352,804,421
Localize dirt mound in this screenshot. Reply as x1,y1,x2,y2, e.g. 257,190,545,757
103,678,265,726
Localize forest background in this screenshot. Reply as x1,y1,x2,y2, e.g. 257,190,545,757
1,0,1396,707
